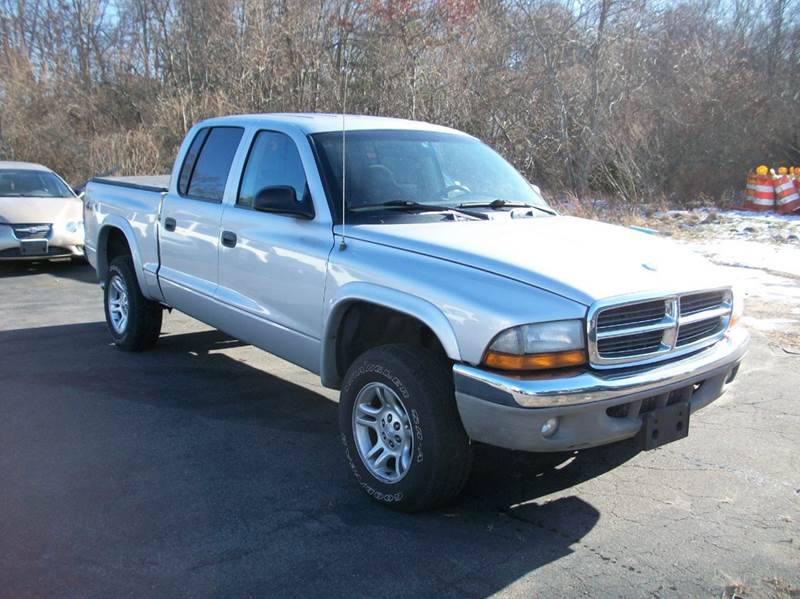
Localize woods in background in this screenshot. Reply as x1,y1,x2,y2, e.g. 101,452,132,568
1,0,798,204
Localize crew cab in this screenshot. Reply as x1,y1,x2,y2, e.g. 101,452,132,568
84,114,749,511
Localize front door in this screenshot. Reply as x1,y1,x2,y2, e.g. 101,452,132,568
216,129,334,371
159,126,244,316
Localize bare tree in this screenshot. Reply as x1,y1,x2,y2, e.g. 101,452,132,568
0,0,798,200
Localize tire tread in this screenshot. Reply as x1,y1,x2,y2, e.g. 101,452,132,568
341,343,472,512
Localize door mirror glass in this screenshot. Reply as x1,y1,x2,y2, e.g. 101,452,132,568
253,185,314,219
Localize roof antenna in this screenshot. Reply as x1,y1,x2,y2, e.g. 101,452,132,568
338,62,348,251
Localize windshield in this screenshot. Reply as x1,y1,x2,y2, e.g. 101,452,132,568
311,130,548,222
0,169,74,198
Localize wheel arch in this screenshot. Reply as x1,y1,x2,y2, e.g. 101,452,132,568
96,218,148,295
320,282,461,389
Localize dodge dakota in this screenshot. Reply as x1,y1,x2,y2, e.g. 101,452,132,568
84,113,749,511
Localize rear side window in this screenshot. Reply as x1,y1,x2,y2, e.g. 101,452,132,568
178,128,209,196
237,131,308,209
179,126,243,202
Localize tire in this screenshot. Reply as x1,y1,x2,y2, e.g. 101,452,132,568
339,344,473,512
104,255,162,352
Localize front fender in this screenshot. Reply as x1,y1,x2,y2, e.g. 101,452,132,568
320,281,461,389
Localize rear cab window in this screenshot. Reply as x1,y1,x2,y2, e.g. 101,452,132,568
178,127,244,202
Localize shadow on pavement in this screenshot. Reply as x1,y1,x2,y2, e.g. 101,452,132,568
0,321,641,597
0,258,96,283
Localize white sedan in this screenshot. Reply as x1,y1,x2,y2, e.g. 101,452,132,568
0,161,85,261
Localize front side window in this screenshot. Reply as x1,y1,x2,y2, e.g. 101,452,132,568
238,131,308,208
0,169,73,198
311,129,548,222
181,126,244,202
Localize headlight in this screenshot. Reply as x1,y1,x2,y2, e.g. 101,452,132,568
483,319,587,371
65,220,83,233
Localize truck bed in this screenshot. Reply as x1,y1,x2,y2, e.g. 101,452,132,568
84,175,169,302
90,175,170,192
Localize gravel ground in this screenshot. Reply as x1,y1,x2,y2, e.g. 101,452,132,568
0,259,798,599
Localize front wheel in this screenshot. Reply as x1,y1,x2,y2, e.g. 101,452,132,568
104,256,163,352
339,344,473,512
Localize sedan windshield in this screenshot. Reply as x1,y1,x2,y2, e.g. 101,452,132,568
311,130,548,222
0,169,73,198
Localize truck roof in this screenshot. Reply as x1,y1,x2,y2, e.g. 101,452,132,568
197,113,472,136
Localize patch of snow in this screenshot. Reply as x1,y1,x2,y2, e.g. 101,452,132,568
680,235,800,341
651,209,800,245
742,316,799,333
722,209,800,222
683,238,800,279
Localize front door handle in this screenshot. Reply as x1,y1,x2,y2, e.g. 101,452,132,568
164,217,176,232
221,230,237,248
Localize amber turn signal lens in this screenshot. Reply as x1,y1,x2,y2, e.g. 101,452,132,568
483,349,587,371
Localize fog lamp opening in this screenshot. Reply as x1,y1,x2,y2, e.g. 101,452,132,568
541,417,559,438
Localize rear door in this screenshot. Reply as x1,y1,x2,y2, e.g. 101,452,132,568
159,126,244,315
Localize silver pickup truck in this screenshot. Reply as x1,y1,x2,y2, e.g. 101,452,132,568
84,113,749,511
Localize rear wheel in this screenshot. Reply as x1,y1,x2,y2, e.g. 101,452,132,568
339,344,473,512
104,256,162,351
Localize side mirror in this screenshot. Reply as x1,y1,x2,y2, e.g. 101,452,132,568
253,185,314,219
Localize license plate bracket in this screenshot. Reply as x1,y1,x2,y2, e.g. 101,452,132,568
641,400,690,450
19,239,48,256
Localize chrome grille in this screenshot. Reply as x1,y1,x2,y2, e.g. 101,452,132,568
676,317,724,346
597,329,665,357
680,291,726,316
589,289,733,367
12,224,51,239
596,299,668,331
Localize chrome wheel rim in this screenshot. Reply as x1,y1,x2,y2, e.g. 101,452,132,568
107,274,129,334
352,382,414,484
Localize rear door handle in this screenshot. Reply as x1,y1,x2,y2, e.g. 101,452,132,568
163,217,176,232
221,230,237,248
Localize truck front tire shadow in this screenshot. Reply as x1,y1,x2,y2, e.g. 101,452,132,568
463,437,641,511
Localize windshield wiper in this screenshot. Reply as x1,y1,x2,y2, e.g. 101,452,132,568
458,199,556,214
349,200,489,220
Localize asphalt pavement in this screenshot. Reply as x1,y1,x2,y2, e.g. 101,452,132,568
1,260,797,598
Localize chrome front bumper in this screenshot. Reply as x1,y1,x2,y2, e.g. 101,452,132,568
453,326,749,452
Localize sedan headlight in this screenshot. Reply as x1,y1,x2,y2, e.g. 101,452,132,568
483,319,587,371
65,220,83,233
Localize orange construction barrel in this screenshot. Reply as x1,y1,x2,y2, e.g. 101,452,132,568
775,175,800,214
745,174,775,211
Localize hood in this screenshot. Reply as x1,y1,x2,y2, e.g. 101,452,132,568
0,196,82,225
346,216,728,306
